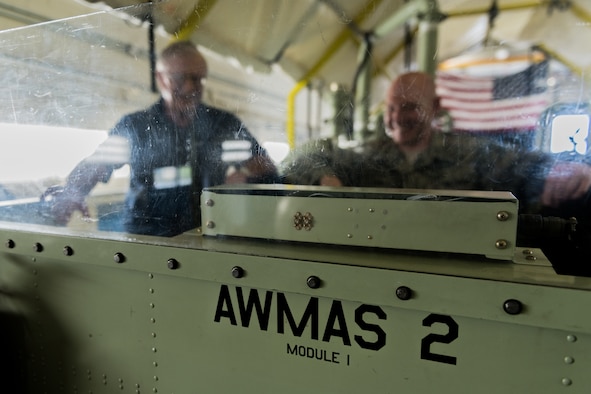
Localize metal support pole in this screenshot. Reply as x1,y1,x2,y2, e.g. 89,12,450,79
148,12,157,93
416,18,439,76
354,36,373,142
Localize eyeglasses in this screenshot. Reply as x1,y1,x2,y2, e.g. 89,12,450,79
165,72,207,87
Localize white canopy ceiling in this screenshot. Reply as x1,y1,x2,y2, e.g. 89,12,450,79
80,0,591,89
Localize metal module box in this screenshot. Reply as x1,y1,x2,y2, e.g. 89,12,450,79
201,185,519,260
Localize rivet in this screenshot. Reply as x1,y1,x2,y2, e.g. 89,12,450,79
33,242,43,252
347,207,353,212
167,258,179,270
5,239,15,248
567,335,577,343
306,276,321,289
151,347,157,352
561,378,572,386
205,199,214,207
346,234,352,238
231,266,244,278
564,356,574,364
63,246,74,256
396,286,412,301
495,239,508,249
148,273,154,279
113,252,125,264
525,255,537,261
522,249,534,255
503,299,523,315
369,208,375,213
367,235,373,240
496,211,510,221
206,221,215,229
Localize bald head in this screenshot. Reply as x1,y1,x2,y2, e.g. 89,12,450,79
156,41,208,122
389,72,437,106
156,41,207,73
383,72,440,155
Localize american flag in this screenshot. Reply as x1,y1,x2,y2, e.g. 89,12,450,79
436,61,550,132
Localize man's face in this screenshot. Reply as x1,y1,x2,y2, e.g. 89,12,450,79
157,51,208,112
384,74,437,147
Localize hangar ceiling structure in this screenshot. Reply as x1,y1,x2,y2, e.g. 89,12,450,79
0,0,590,147
78,0,591,87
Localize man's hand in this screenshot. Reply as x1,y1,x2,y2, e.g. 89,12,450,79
319,174,343,187
542,162,591,207
224,155,278,185
40,186,90,226
241,155,277,178
224,167,249,184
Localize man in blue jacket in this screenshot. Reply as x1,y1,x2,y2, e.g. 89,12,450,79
48,41,278,236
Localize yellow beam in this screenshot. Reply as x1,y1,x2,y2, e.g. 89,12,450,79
286,0,384,149
443,0,590,24
444,0,549,18
173,0,219,42
571,0,591,24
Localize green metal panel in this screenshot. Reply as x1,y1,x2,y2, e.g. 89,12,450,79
202,185,519,260
1,226,591,393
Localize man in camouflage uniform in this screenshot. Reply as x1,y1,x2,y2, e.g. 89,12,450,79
357,72,591,213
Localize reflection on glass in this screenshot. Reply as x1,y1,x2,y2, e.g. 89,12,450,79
0,1,589,250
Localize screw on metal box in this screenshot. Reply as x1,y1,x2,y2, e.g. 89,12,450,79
205,199,214,207
566,335,577,343
306,276,321,289
63,246,74,256
167,258,179,270
33,243,43,252
496,211,510,221
495,239,508,249
113,252,126,264
503,299,523,315
206,221,215,229
396,286,413,300
231,266,244,278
